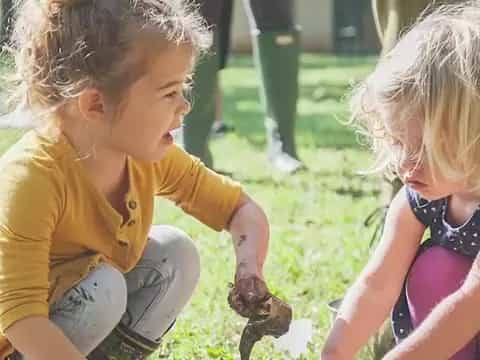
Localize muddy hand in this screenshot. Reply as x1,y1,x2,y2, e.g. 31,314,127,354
228,276,270,318
228,278,292,360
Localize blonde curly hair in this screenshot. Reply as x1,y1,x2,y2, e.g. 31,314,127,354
351,1,480,189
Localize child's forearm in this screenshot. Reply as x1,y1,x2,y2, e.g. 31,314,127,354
6,316,85,360
323,278,400,359
227,193,269,278
384,289,480,359
323,187,424,359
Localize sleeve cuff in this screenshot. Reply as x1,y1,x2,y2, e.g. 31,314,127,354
0,302,49,334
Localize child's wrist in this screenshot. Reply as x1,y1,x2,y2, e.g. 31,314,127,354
235,259,263,280
321,345,350,360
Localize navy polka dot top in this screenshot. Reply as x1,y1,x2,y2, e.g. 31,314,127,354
391,186,480,341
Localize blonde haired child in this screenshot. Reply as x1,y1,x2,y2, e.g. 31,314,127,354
0,0,273,359
323,2,480,359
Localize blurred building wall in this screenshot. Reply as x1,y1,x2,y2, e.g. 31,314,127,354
230,0,379,53
231,0,334,52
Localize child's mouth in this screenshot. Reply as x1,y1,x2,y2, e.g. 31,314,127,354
162,131,174,143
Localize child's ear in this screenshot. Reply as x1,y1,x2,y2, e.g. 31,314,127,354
77,87,106,122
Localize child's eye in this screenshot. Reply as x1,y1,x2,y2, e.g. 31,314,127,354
165,90,179,98
389,137,403,147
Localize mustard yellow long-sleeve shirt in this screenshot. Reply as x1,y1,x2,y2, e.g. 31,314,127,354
0,129,242,358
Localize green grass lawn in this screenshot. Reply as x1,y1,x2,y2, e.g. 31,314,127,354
0,54,382,359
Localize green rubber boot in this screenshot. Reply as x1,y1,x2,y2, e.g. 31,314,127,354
252,28,303,174
181,45,219,169
87,323,158,360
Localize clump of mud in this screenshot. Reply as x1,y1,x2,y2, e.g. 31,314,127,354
229,287,292,360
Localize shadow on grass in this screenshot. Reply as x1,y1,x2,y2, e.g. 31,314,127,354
335,185,380,199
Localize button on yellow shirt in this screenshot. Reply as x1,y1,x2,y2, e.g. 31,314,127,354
0,129,242,358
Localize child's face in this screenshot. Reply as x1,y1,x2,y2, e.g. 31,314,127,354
398,156,466,201
383,107,467,201
102,44,193,162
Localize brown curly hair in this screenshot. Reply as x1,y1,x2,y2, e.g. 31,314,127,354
6,0,211,118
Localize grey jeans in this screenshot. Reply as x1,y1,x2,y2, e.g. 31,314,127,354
15,225,200,358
